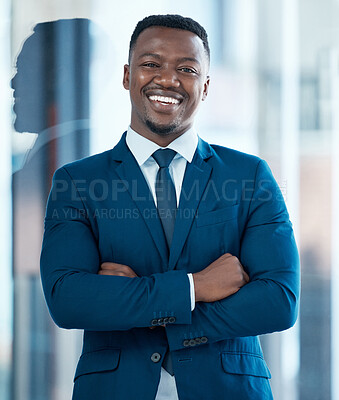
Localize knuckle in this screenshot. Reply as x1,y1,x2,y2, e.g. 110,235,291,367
237,270,244,280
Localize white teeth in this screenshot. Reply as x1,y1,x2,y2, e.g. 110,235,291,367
149,95,179,105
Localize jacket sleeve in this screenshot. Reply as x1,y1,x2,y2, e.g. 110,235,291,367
40,167,192,331
166,159,300,351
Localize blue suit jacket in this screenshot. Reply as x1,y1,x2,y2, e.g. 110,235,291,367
40,132,300,400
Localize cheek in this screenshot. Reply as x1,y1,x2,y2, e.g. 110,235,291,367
130,72,151,92
187,87,205,109
187,79,206,99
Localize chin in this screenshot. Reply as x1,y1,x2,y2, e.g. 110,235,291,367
13,117,40,134
146,120,179,136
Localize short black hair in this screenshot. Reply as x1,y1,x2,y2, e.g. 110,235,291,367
129,14,210,63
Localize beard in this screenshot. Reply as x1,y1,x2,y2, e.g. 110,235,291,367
140,86,187,136
143,105,185,136
145,119,179,136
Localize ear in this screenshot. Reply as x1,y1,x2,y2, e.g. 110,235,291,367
123,64,130,90
202,75,210,101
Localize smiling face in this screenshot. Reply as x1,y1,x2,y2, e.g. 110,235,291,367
123,26,210,145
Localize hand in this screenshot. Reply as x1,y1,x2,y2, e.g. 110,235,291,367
98,263,160,329
193,253,249,303
98,262,138,278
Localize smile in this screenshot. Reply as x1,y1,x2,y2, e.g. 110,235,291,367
148,95,180,105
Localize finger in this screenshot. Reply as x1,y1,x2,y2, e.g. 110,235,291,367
222,253,233,259
101,262,123,270
98,269,118,276
98,269,129,277
220,253,234,260
123,266,138,278
116,265,137,277
243,270,250,283
101,263,137,277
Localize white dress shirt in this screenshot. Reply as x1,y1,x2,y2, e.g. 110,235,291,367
125,126,198,400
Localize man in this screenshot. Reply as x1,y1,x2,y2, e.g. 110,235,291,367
40,14,300,400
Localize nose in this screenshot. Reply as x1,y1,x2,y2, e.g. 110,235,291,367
153,66,180,88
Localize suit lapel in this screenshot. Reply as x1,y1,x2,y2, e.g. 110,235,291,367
169,138,213,270
111,133,169,265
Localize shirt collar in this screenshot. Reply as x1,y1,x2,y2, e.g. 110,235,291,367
126,126,198,166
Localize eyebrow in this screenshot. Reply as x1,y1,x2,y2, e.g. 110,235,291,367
138,53,161,60
138,53,200,64
178,57,200,64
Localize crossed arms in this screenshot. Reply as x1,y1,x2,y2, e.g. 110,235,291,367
40,159,300,352
99,253,249,303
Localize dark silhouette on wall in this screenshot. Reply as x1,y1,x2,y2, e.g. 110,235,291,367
11,18,95,400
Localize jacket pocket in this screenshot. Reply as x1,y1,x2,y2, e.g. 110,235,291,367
74,348,121,381
196,204,238,227
221,352,271,379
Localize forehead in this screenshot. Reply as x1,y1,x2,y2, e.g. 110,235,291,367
132,26,207,63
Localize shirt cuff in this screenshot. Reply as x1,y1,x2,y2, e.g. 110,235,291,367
187,273,196,311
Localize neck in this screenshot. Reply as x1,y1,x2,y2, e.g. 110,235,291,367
130,124,191,147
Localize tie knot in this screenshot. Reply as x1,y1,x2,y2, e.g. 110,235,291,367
152,149,177,168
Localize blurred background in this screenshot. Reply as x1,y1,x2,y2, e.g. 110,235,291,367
0,0,339,399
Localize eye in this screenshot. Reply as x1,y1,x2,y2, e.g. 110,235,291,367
142,62,159,68
178,67,196,74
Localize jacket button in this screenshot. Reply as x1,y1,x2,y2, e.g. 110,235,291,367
151,319,158,326
168,317,176,323
201,336,208,344
195,337,202,344
158,318,164,324
163,317,169,324
183,339,190,347
151,352,161,363
189,339,196,347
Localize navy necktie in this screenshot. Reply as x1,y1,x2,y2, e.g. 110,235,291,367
152,149,177,249
152,148,177,376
